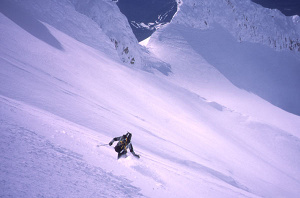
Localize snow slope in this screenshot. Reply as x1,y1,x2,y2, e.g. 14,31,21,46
1,0,300,198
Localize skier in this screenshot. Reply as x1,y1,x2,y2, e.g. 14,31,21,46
109,132,140,159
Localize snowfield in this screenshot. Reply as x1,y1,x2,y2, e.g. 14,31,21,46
1,0,300,198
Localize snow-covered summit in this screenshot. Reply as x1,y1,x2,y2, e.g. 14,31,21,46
174,0,300,52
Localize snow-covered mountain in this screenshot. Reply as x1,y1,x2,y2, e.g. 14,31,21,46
154,0,300,115
1,0,300,198
5,0,170,73
174,0,300,52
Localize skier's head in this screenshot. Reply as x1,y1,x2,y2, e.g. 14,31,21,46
125,132,132,142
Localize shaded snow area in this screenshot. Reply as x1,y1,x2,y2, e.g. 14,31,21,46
1,0,300,198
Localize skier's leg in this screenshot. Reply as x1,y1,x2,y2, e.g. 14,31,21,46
117,152,122,159
117,150,127,159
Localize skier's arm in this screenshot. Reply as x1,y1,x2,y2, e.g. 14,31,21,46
109,136,122,146
128,143,140,158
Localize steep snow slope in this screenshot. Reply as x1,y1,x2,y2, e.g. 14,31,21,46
1,0,300,198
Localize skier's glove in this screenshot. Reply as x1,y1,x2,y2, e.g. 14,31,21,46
109,142,113,146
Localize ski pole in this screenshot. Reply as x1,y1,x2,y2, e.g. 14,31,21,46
97,143,109,147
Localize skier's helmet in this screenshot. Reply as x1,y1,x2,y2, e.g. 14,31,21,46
125,132,132,142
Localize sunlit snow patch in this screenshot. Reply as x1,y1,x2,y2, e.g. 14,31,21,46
118,155,140,167
139,37,151,46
